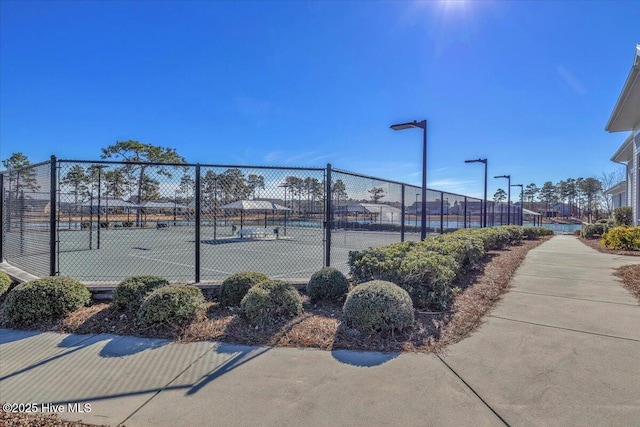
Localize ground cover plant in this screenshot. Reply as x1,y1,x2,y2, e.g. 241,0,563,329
0,226,553,353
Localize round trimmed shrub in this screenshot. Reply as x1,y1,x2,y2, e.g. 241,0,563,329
343,280,414,333
219,272,269,307
4,276,91,325
0,271,12,297
307,267,349,302
137,285,206,328
241,280,303,326
113,276,170,311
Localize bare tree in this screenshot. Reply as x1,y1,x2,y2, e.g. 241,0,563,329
599,168,625,216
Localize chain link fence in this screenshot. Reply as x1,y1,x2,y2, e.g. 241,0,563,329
1,157,520,284
1,161,52,277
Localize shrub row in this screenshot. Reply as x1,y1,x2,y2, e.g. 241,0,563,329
522,226,554,240
349,226,530,310
1,266,406,335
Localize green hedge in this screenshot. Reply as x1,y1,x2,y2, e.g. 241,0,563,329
422,232,486,272
219,272,269,307
307,267,349,303
137,285,206,328
113,276,170,311
522,226,554,240
397,247,459,309
614,207,633,227
241,280,303,326
348,241,415,284
342,280,414,333
4,276,91,325
581,223,610,239
348,226,529,310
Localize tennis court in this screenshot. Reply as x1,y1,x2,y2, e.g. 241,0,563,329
51,225,416,283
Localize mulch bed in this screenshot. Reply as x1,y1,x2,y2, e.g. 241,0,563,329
0,408,110,427
577,236,640,304
615,265,640,304
0,237,551,354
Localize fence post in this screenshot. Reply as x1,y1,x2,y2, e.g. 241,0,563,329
464,196,468,228
400,184,405,242
50,155,57,276
325,163,332,267
195,164,201,283
440,191,444,234
97,166,102,250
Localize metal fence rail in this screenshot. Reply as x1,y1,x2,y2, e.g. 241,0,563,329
0,157,522,283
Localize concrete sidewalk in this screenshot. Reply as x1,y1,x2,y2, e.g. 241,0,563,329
1,236,639,426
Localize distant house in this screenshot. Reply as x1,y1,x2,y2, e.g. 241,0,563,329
607,45,640,224
604,180,627,211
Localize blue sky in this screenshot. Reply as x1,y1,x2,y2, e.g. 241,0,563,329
1,0,639,199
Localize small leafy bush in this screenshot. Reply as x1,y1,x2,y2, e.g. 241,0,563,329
307,267,349,302
601,226,640,250
614,207,633,227
219,272,270,306
342,280,414,333
241,280,303,326
523,226,554,240
137,285,206,328
466,228,511,251
397,248,459,309
499,225,525,243
348,241,415,284
581,223,609,239
4,276,90,325
422,232,486,272
113,276,170,311
0,271,12,297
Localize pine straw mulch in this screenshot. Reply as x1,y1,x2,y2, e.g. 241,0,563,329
1,237,551,354
577,237,640,304
0,408,110,427
614,265,640,304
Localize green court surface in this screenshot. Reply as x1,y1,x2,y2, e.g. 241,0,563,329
19,225,417,284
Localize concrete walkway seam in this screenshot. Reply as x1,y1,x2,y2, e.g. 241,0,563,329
509,289,639,306
119,343,219,426
435,354,510,427
488,315,640,343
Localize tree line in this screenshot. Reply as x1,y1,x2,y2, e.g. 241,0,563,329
493,171,623,221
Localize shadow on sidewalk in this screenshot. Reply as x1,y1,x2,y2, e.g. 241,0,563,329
330,349,399,367
187,343,270,395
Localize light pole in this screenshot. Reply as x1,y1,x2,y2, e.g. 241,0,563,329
511,184,523,225
495,174,511,225
391,119,427,240
465,158,488,227
415,193,419,228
